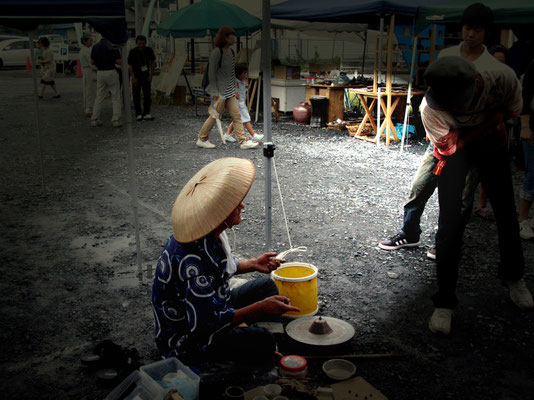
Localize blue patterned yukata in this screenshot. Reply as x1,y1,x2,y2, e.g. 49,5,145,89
152,232,238,359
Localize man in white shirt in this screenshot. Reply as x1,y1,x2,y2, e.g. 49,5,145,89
80,34,97,117
422,56,533,335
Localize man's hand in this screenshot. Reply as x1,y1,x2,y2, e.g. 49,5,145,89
254,252,284,274
148,74,152,83
132,76,138,86
233,295,299,325
212,95,219,103
258,295,300,316
236,92,240,100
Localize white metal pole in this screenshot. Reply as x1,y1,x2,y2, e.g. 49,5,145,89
255,74,262,123
377,87,381,146
378,17,384,84
262,0,273,250
401,36,418,153
120,45,143,281
29,32,45,188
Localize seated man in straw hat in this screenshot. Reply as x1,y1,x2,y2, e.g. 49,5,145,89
152,157,298,365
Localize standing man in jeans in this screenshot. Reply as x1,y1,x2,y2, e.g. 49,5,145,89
379,3,502,258
421,56,532,335
128,35,156,121
90,36,122,128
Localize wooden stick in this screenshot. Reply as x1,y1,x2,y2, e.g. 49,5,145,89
303,353,402,360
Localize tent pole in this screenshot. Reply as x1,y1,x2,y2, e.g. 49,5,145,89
361,29,368,77
120,45,143,281
378,17,384,84
385,14,394,146
401,35,418,153
29,31,45,189
189,0,195,73
262,0,273,251
255,75,262,123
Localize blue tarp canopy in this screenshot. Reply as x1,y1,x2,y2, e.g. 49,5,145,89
271,0,446,25
0,0,127,44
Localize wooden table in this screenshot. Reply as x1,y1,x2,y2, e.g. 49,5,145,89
305,84,366,123
350,88,425,145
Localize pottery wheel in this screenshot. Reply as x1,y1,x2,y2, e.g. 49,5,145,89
285,315,355,346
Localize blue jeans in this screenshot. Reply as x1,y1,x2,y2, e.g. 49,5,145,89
402,144,479,239
522,141,534,201
433,148,524,308
200,277,278,363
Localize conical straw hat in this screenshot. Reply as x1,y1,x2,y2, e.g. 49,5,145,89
172,157,255,243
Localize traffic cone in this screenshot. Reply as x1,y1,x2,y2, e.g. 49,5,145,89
75,59,83,78
26,56,32,72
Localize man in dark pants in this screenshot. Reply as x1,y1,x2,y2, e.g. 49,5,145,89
421,56,533,335
378,3,499,259
128,35,156,121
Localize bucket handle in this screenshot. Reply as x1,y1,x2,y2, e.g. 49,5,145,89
275,246,308,260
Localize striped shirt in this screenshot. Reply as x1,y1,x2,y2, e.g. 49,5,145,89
223,54,236,99
205,47,236,99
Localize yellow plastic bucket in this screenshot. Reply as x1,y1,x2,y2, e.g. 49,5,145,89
271,262,318,318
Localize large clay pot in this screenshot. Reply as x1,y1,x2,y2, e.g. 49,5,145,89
293,102,311,125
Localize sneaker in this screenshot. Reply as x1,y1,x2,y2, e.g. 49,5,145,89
224,134,237,142
252,134,264,142
136,114,143,121
91,119,103,127
519,220,534,240
239,140,259,150
427,247,436,260
112,120,122,127
143,114,154,121
53,94,61,98
196,139,216,149
505,279,534,310
428,308,454,335
378,232,420,250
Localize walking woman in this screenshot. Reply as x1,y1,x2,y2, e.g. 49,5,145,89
197,26,258,150
38,37,60,99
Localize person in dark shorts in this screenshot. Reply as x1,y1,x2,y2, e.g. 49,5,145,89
37,37,60,99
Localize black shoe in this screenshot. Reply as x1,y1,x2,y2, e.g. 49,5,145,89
427,247,436,260
379,232,420,250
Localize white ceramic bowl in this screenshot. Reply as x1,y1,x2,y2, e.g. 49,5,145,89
263,383,282,398
322,358,357,380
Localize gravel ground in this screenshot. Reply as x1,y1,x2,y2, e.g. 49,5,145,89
0,70,533,399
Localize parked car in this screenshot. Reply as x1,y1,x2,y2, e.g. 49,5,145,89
0,35,25,43
0,38,30,68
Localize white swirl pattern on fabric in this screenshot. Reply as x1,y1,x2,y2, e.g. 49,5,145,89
157,250,172,284
179,254,201,282
162,300,186,322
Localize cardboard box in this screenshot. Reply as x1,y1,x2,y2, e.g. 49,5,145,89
274,65,301,80
309,63,338,74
